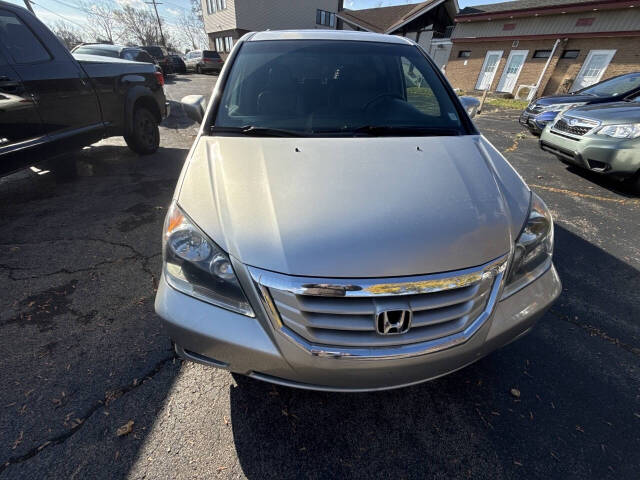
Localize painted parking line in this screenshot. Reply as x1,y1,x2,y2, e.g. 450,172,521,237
529,184,639,205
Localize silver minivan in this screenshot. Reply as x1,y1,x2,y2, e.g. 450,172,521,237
155,30,561,392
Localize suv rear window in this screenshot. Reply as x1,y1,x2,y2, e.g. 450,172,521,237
214,40,465,136
75,47,119,58
143,46,165,58
203,50,220,59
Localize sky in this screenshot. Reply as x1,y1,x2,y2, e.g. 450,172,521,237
5,0,498,48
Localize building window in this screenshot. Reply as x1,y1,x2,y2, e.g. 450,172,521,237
576,17,594,26
458,50,471,58
224,36,233,52
316,9,335,27
215,37,223,52
533,50,552,59
207,0,226,14
502,23,516,31
561,50,580,59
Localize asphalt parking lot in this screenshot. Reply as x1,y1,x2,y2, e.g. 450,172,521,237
1,73,638,479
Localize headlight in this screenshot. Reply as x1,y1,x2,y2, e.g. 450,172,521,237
502,193,554,298
596,123,640,139
538,102,586,113
162,203,254,317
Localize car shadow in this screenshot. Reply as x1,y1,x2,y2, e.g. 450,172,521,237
229,224,639,479
564,165,639,197
0,141,187,477
164,75,191,84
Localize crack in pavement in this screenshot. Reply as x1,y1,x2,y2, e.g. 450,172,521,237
549,308,640,357
0,354,176,474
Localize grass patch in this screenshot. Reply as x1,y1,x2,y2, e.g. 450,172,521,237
484,97,529,110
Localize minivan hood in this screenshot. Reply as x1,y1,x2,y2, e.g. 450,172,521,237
567,101,640,124
177,136,518,278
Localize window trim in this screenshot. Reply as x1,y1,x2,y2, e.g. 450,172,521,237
0,8,53,65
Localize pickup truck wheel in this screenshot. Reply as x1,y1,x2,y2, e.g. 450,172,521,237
125,107,160,155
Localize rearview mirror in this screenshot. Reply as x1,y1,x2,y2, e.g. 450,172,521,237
459,96,480,118
181,95,207,124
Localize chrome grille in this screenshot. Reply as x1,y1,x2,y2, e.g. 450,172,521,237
552,116,599,137
249,256,507,352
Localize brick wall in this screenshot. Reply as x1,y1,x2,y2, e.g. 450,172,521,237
446,36,640,96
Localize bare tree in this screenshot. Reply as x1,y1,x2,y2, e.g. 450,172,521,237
114,5,164,46
51,20,85,50
176,10,208,51
82,0,119,44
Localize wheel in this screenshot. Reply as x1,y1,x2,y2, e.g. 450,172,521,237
125,106,160,155
196,65,202,74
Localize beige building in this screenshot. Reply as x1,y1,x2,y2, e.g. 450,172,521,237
201,0,342,56
446,0,640,97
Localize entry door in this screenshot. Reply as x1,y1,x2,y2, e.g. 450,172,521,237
570,50,616,92
496,50,529,93
475,50,503,90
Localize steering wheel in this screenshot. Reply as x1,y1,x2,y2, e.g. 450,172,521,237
363,93,404,111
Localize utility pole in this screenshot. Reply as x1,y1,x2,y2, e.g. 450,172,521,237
23,0,35,14
145,0,166,48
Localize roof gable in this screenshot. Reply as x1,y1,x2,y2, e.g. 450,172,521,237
339,0,442,33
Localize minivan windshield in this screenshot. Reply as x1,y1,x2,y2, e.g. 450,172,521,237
579,73,640,97
214,40,465,136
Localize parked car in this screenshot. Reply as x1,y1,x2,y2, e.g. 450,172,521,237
169,54,186,74
155,30,561,392
184,50,223,74
520,72,640,135
141,45,174,75
539,96,640,191
0,2,169,175
71,43,157,66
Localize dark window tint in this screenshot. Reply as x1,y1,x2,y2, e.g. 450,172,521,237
75,46,119,58
533,50,551,59
143,46,165,58
579,73,640,96
214,40,464,136
121,49,137,60
0,9,50,63
136,51,154,63
561,50,580,59
203,50,220,58
458,50,471,58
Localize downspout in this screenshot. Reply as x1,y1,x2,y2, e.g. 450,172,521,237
530,38,561,99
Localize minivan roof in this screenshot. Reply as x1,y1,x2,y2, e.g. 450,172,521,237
248,30,412,45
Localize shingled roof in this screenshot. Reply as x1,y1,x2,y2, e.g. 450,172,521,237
458,0,601,16
338,0,442,33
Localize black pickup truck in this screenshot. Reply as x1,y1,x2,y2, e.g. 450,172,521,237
0,1,169,175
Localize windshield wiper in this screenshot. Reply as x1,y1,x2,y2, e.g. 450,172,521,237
211,125,309,137
348,125,462,137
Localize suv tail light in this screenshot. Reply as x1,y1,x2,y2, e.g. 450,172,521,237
155,71,165,86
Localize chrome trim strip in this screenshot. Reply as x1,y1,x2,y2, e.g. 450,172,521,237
248,255,508,298
249,255,508,360
271,272,503,360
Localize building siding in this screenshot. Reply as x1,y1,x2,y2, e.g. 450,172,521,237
446,36,640,95
201,0,238,33
233,0,340,32
453,9,640,39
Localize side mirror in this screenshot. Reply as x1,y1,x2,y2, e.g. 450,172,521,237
181,95,207,124
459,96,480,118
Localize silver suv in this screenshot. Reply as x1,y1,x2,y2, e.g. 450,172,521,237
155,30,561,392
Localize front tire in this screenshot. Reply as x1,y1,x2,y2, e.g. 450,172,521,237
125,107,160,155
196,65,202,74
626,170,640,194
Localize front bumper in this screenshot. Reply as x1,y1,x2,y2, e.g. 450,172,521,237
540,130,640,178
155,263,561,392
519,111,557,136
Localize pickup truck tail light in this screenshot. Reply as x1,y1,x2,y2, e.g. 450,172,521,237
155,71,165,86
